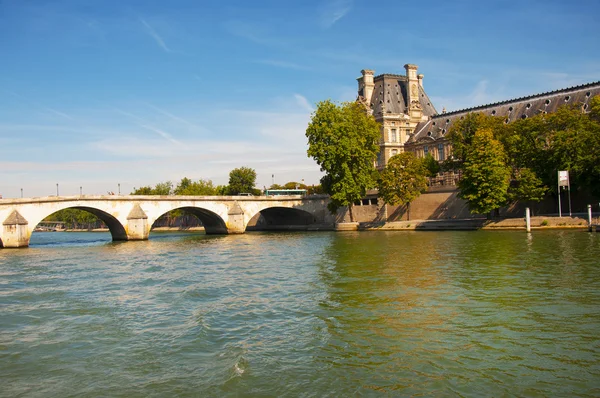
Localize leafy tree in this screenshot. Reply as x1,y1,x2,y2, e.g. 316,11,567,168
447,112,506,165
422,154,440,177
282,181,307,190
214,185,229,196
228,167,257,195
458,128,511,216
174,177,216,196
307,184,324,195
131,186,153,195
306,100,380,221
131,181,172,195
153,181,173,195
508,167,547,203
44,209,104,229
378,152,428,219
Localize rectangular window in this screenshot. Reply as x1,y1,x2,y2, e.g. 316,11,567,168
438,144,445,161
424,145,429,156
391,129,397,142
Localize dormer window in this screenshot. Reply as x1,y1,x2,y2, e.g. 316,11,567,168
565,96,571,102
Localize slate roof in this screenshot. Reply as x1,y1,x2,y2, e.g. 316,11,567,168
409,81,600,144
369,74,437,117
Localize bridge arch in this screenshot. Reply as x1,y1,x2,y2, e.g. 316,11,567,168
150,206,228,235
246,206,317,231
32,206,128,241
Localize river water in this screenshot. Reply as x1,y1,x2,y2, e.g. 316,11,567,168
1,230,599,397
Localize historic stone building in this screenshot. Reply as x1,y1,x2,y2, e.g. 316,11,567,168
357,65,600,173
356,64,437,167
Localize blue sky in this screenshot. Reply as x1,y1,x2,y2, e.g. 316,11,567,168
1,0,599,198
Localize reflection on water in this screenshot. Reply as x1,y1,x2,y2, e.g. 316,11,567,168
1,231,599,396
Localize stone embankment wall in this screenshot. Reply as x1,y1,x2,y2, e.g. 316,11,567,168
336,187,599,223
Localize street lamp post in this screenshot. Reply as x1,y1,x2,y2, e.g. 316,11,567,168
118,183,121,195
80,186,82,195
20,188,23,198
56,183,59,196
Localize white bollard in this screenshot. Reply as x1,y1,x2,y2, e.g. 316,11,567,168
588,204,593,232
526,207,531,232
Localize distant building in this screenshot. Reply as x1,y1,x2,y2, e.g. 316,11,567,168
357,65,600,174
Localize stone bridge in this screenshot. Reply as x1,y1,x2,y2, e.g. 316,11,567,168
0,195,334,248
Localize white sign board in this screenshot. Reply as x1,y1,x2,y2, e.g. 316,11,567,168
558,170,569,187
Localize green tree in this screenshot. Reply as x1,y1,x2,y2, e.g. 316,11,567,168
228,167,257,195
458,128,511,216
282,181,307,190
447,112,506,165
422,154,440,177
131,181,172,195
131,186,153,195
174,177,216,195
378,152,428,220
306,100,380,221
508,167,547,203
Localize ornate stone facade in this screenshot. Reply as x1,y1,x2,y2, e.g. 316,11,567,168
358,65,600,169
356,64,436,168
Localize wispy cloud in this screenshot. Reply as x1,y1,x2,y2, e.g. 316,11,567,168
3,89,75,120
144,103,197,128
294,94,314,113
139,124,181,145
45,107,75,120
112,107,182,144
319,0,352,28
139,18,170,52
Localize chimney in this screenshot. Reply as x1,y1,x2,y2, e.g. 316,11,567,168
404,64,422,117
417,73,424,88
357,69,375,105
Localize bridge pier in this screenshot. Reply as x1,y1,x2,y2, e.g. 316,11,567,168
2,210,30,248
126,204,149,241
226,202,246,234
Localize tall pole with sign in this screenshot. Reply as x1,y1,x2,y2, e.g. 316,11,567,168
558,171,569,217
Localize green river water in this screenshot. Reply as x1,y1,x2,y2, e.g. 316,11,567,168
1,230,599,397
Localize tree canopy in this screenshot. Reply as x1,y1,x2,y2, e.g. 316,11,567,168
446,96,600,210
306,100,380,221
227,167,258,195
378,152,429,214
174,178,216,196
457,128,511,215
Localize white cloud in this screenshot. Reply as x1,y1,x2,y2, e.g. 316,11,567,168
319,0,353,28
294,94,314,113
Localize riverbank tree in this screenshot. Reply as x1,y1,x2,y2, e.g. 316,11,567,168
305,100,380,221
457,129,511,216
227,167,260,195
446,96,600,212
378,152,429,220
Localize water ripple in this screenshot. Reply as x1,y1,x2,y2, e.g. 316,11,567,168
0,230,599,396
